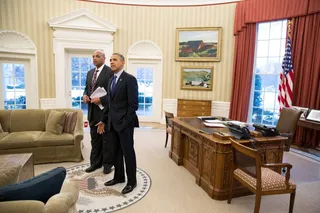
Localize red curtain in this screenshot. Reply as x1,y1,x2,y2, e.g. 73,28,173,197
229,23,256,121
292,13,320,147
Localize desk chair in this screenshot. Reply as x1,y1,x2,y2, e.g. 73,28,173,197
276,107,303,151
228,138,296,213
164,111,174,148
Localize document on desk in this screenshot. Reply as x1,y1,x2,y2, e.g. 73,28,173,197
90,87,107,110
203,122,226,127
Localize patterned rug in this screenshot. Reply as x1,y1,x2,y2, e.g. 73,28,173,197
66,164,152,213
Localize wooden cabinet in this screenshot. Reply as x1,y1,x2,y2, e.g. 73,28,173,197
177,99,212,117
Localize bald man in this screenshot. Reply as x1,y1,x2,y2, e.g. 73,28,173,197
83,50,113,174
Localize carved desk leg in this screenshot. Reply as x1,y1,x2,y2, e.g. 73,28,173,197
169,122,183,165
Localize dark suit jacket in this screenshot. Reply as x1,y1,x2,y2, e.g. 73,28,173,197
102,71,139,132
83,65,113,125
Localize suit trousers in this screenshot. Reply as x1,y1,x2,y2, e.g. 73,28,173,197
107,124,137,185
90,125,112,169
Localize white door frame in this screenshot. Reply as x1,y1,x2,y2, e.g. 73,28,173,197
127,40,163,123
128,59,162,122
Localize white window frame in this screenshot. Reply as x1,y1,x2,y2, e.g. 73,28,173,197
248,20,287,125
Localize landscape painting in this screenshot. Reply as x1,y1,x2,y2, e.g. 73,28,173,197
176,27,222,62
181,66,213,90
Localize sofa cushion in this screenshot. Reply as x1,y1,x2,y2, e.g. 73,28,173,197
0,167,66,203
0,132,9,140
36,132,74,146
0,131,41,149
63,111,78,134
0,110,11,132
46,111,66,135
0,166,21,188
10,109,45,132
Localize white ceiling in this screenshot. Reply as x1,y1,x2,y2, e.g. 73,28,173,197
88,0,240,6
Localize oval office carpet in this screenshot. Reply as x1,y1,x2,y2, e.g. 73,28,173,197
66,164,151,213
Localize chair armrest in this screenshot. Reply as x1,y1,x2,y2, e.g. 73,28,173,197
73,110,84,144
263,163,293,182
280,133,293,138
262,163,292,170
0,200,44,213
44,181,80,213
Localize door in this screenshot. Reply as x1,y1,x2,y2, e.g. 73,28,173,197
0,61,28,109
67,53,95,120
128,59,162,122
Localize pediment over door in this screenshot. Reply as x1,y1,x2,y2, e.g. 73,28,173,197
48,8,117,33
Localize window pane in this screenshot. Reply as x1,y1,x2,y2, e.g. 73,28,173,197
14,64,24,77
262,109,274,125
258,22,270,40
257,41,269,57
16,93,26,104
72,72,80,86
251,107,263,123
254,75,263,91
268,40,281,57
15,77,25,86
253,91,263,107
270,21,283,39
255,58,268,72
2,63,13,77
263,92,276,108
71,57,80,71
81,72,87,86
80,58,91,71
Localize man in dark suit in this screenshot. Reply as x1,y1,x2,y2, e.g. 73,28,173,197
96,53,139,194
83,50,113,174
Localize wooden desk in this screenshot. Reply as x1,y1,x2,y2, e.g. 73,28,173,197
298,118,320,131
169,117,286,200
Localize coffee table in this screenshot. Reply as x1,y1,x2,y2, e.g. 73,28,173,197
0,153,34,182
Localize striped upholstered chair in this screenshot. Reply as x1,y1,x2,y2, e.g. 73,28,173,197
228,138,296,213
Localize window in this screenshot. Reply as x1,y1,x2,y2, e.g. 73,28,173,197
1,63,26,109
71,57,95,115
248,20,287,125
136,67,153,116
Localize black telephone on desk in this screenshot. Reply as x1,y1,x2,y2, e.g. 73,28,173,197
227,122,252,140
253,124,279,137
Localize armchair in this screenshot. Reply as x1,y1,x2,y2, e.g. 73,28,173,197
228,138,296,213
164,111,174,148
276,107,303,151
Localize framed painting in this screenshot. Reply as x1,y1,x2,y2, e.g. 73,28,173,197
180,66,213,91
176,27,222,62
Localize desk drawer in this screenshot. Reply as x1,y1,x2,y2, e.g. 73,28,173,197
178,100,211,106
178,110,211,117
178,105,211,111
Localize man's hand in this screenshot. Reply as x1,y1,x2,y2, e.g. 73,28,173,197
95,121,105,134
83,95,90,104
91,97,101,105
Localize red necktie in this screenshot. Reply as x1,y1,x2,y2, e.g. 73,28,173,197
91,69,98,93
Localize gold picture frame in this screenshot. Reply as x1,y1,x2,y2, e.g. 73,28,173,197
181,66,213,91
176,27,222,62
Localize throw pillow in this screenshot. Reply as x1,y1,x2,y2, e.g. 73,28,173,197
0,122,3,133
0,166,21,188
63,111,78,134
0,167,66,203
46,110,66,135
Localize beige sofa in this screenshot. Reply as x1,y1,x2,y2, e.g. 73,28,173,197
0,109,84,164
0,179,79,213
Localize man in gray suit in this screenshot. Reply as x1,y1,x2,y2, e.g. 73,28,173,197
83,50,113,174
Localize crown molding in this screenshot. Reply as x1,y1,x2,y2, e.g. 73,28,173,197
82,0,239,6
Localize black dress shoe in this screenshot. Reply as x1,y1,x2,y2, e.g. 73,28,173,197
103,166,112,174
104,179,125,186
121,183,137,194
85,165,100,173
